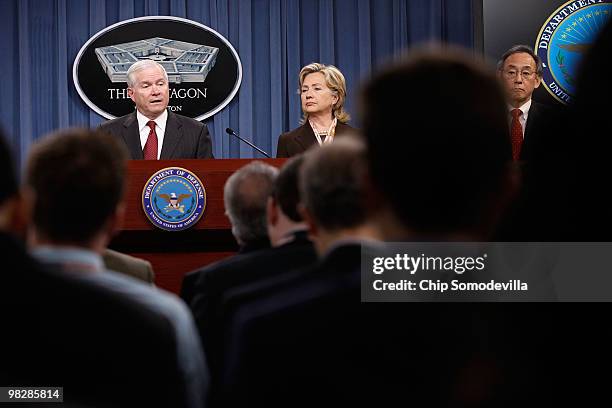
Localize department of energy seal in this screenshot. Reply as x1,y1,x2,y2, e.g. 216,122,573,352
142,167,206,231
536,0,612,104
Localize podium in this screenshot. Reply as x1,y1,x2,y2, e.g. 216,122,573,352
109,159,286,294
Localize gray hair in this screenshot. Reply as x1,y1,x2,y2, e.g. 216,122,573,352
497,44,543,76
126,60,169,87
224,161,279,245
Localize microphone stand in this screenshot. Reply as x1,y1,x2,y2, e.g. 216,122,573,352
225,128,271,158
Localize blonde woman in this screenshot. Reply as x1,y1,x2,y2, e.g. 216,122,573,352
277,63,354,158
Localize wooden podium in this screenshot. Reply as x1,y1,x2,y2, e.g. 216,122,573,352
109,159,286,294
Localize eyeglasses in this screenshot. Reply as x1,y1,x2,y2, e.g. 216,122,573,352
502,70,536,80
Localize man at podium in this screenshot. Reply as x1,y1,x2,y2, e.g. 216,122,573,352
99,60,214,160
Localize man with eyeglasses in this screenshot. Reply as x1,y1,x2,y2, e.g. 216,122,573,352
497,44,557,162
494,45,566,241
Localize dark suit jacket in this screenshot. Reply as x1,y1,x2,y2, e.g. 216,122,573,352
220,242,563,408
185,230,317,392
496,101,567,240
99,110,214,159
0,232,193,407
520,101,561,162
220,242,363,406
180,237,270,306
276,121,355,158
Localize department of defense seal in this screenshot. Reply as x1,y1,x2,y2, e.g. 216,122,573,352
536,0,612,104
142,167,206,231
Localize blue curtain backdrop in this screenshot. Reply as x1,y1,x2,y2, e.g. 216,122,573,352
0,0,474,166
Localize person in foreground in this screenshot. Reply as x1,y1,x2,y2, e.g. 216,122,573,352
218,47,559,407
186,156,318,402
276,62,355,157
220,138,380,407
99,59,214,159
181,161,278,306
20,128,208,407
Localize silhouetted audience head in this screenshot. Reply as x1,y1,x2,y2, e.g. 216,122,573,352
266,155,309,246
2,126,205,408
573,21,612,121
575,20,612,114
568,18,612,239
299,137,373,253
25,128,128,246
224,161,278,246
272,155,304,223
0,129,17,204
0,128,27,235
0,128,19,232
361,48,513,238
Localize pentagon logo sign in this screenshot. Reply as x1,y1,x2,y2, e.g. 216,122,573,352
142,167,206,231
536,0,612,104
95,37,219,83
73,16,242,120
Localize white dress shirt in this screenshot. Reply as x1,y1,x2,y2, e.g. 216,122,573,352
137,109,168,159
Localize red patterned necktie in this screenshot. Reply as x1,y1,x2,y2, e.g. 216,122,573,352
143,120,158,160
510,108,523,161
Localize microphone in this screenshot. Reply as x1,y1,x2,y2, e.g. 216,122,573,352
225,128,271,158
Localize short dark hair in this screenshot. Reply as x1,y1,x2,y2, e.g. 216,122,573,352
300,138,368,231
26,128,128,243
0,127,17,206
272,155,305,222
497,44,543,76
362,48,511,234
